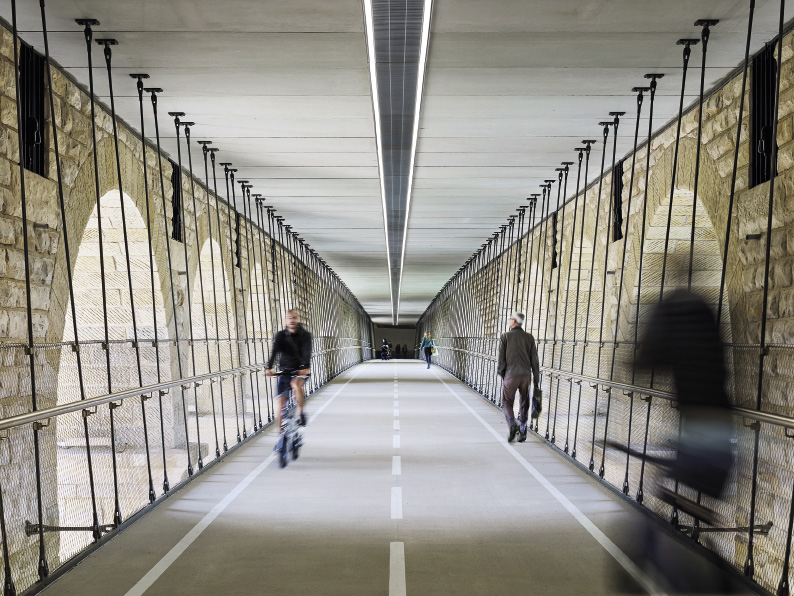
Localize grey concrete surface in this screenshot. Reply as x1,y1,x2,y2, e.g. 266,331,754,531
41,361,751,595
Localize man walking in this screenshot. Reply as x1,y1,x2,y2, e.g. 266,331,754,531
497,312,540,443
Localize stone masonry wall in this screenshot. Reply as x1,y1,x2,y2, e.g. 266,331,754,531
0,24,370,592
421,29,794,592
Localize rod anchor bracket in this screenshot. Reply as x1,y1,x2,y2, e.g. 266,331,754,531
33,419,51,431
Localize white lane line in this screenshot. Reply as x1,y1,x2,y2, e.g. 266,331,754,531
394,400,399,407
392,455,402,475
393,434,400,449
123,368,361,596
389,542,407,596
391,487,403,519
394,420,400,431
394,408,400,417
432,370,667,596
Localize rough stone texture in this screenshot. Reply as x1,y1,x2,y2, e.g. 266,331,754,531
0,23,372,594
420,28,794,594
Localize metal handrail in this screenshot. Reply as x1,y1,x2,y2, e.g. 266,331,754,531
0,344,368,433
431,341,794,431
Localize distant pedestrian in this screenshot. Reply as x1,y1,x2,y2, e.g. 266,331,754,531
381,338,390,361
497,312,540,443
419,332,436,369
395,344,402,359
401,344,408,359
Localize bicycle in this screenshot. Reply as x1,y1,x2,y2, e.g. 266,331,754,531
273,370,306,469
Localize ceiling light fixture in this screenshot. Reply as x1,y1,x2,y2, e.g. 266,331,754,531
396,0,434,325
363,0,434,325
362,0,394,322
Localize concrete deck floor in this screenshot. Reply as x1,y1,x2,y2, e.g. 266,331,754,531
41,361,752,596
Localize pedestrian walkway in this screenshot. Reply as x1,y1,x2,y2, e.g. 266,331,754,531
42,362,749,596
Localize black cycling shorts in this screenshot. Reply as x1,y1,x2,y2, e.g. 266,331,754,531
276,373,306,397
276,374,293,398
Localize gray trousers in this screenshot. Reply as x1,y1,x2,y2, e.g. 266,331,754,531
501,375,531,433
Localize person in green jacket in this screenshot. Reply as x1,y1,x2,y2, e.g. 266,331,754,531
419,332,436,369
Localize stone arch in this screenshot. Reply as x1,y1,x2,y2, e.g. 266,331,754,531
47,136,174,357
614,137,744,398
55,188,172,561
617,137,745,345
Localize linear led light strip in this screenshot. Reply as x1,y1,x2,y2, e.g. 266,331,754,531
362,0,393,323
363,0,434,325
397,0,433,325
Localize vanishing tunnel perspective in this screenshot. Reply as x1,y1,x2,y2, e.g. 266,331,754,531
2,0,794,595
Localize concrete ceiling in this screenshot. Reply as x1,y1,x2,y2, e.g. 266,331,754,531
6,0,794,324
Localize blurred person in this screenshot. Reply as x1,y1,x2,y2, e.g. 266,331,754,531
420,331,436,369
402,344,408,359
613,288,736,594
497,312,540,443
381,338,390,361
635,288,733,507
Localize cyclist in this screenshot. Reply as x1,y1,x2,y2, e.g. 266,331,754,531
266,309,312,428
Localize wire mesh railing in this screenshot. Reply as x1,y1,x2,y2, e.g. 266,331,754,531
0,339,371,595
414,4,794,592
426,338,791,593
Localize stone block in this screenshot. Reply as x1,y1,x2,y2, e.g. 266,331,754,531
771,260,793,290
0,217,14,246
0,96,16,128
0,28,11,60
5,248,24,281
0,157,10,186
7,311,26,340
5,129,17,163
778,287,794,318
779,118,794,146
0,280,22,309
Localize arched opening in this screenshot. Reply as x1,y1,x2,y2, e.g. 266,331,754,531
56,190,171,561
190,238,236,458
621,188,734,532
631,189,732,391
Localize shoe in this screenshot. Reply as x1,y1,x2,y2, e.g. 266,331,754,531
518,430,527,443
508,424,518,443
299,412,307,427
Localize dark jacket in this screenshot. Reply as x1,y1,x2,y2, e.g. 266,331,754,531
497,326,540,384
267,325,312,371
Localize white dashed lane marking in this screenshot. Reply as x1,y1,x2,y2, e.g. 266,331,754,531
389,542,406,596
391,487,403,519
